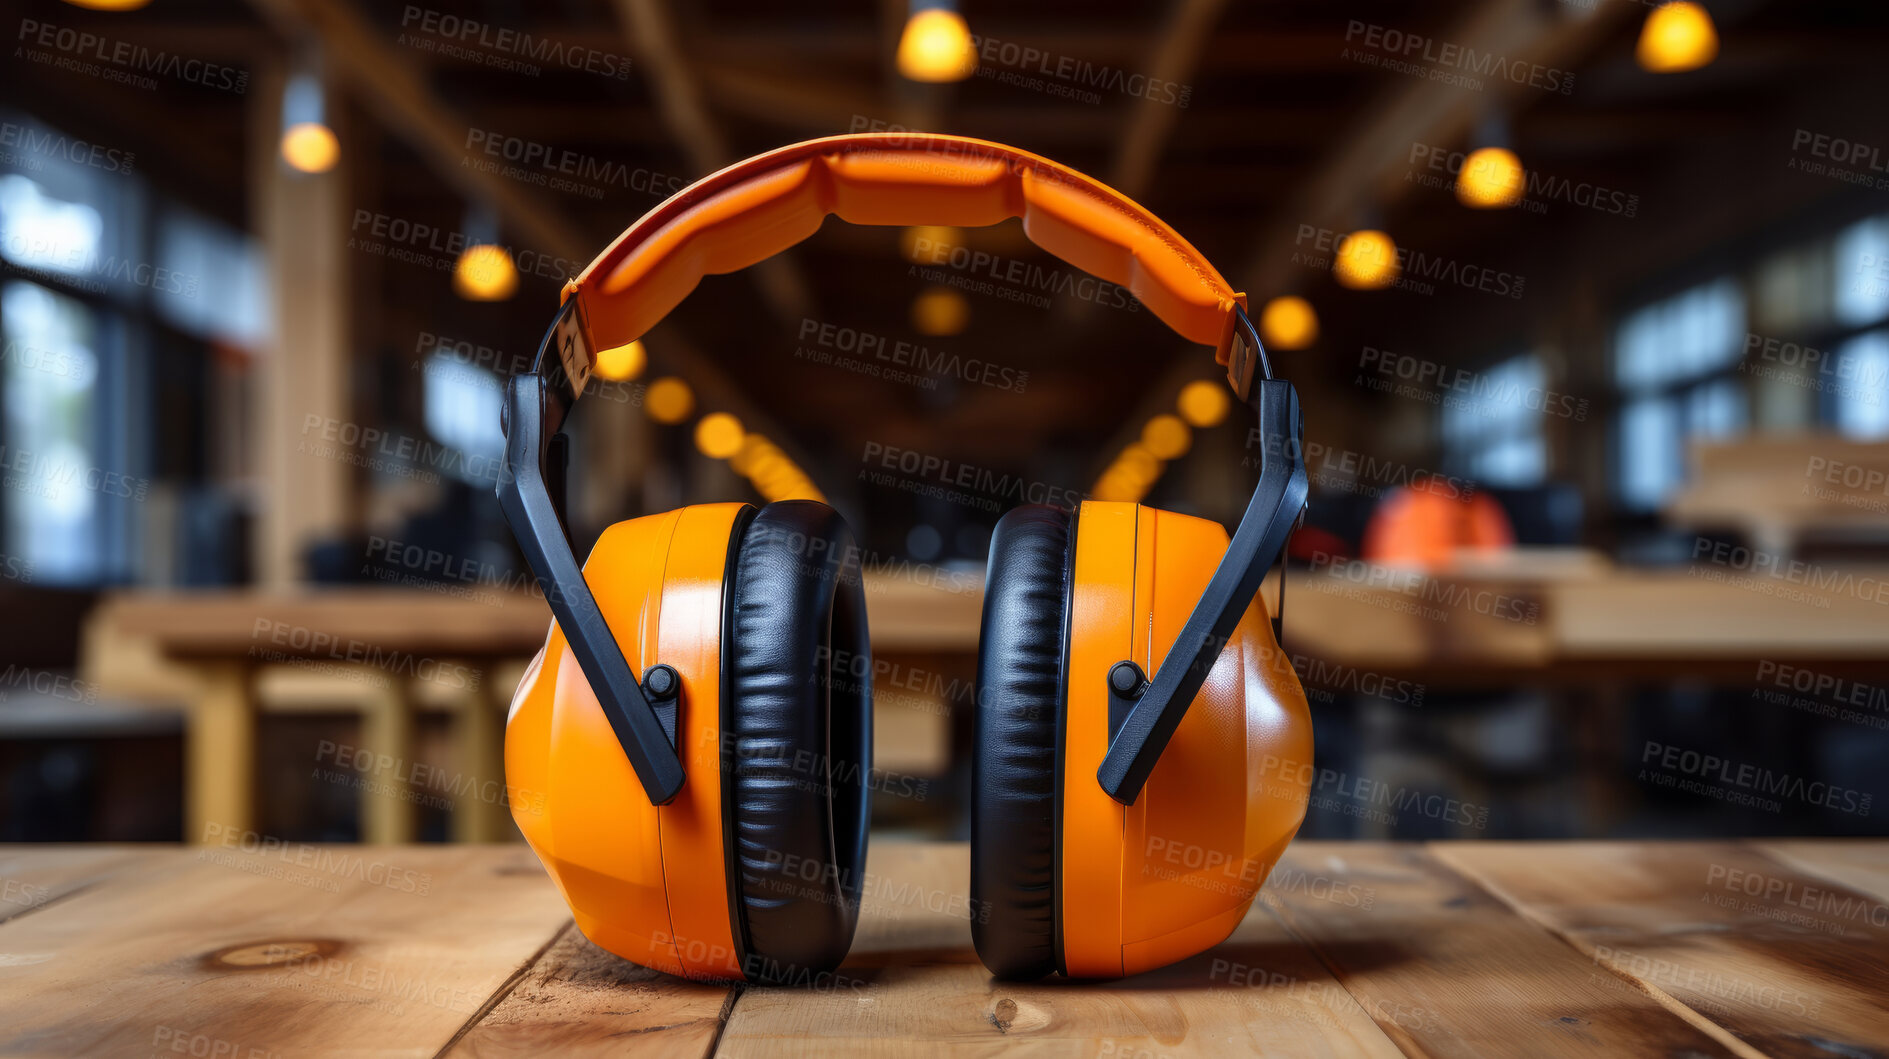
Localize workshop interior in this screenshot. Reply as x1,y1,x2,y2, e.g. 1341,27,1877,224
2,0,1889,1044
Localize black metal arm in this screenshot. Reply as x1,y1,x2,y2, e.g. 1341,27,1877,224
1094,307,1308,805
496,301,686,805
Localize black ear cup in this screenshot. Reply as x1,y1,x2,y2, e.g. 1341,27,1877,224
971,504,1075,980
724,500,872,982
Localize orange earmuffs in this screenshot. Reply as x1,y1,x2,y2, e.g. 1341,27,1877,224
497,134,1314,983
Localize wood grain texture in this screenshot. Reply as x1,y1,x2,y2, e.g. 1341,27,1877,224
1264,842,1743,1058
1754,839,1889,907
1438,841,1889,1059
91,572,982,660
0,844,568,1056
0,847,155,927
5,841,1888,1056
715,843,1406,1058
443,924,737,1059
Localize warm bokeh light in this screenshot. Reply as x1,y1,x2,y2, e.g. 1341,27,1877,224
61,0,151,9
747,446,825,502
1637,2,1718,73
731,434,777,476
897,9,977,83
1333,229,1399,290
644,376,694,424
912,286,969,336
1140,414,1192,460
747,448,787,482
1117,443,1162,484
694,412,746,460
1457,146,1526,209
1177,380,1232,428
452,244,518,302
1259,295,1319,350
901,225,960,264
280,122,339,174
594,340,646,382
1092,468,1143,503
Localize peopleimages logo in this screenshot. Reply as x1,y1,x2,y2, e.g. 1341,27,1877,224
858,441,1086,513
398,6,632,79
905,232,1140,313
0,122,135,174
1357,345,1590,421
1293,224,1525,300
796,318,1029,393
1407,142,1638,218
462,128,686,200
1640,740,1872,816
1342,20,1575,95
967,33,1191,107
15,18,249,94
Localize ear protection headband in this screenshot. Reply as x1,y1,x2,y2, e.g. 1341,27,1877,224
498,133,1312,982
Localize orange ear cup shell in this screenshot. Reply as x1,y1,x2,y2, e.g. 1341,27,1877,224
1060,501,1313,978
506,502,752,980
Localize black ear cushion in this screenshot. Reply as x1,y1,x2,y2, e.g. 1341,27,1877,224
972,503,1074,980
725,500,871,983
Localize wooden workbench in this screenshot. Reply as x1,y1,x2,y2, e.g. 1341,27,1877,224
77,562,1889,845
2,840,1883,1056
79,576,985,844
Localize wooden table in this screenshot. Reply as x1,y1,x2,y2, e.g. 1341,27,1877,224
78,562,1889,845
3,840,1884,1056
80,577,985,845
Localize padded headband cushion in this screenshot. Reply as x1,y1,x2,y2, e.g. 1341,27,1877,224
972,503,1075,980
568,133,1246,366
725,500,870,982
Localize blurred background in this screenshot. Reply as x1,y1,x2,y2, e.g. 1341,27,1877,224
2,0,1886,847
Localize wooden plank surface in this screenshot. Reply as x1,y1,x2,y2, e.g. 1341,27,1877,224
1263,843,1743,1057
1437,841,1889,1059
0,847,155,928
713,843,1406,1058
443,924,737,1059
0,844,569,1056
89,572,1889,700
4,841,1888,1056
89,572,985,660
1753,839,1889,907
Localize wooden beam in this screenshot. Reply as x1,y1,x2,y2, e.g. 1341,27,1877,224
690,27,1482,75
249,63,350,589
698,63,882,135
611,0,813,322
242,0,590,263
612,0,730,173
240,0,814,525
1107,0,1231,198
1241,0,1640,298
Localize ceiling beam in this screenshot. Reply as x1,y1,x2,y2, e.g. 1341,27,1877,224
698,63,882,135
1107,0,1231,198
240,0,809,497
241,0,590,263
1241,0,1640,298
610,0,813,323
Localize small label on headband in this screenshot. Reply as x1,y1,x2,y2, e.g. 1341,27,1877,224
554,304,592,398
1226,327,1255,400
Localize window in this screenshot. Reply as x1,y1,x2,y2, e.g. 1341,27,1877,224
422,354,504,482
1834,215,1889,328
0,118,141,584
154,206,266,347
1833,331,1889,438
2,281,104,581
1613,278,1748,510
0,174,103,279
1442,353,1548,487
1,111,267,585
